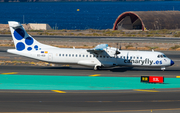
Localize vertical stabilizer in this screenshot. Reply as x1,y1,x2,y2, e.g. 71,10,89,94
8,21,57,52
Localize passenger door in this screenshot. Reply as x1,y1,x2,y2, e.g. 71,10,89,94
48,53,53,61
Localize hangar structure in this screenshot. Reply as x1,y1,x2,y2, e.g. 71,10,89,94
113,11,180,31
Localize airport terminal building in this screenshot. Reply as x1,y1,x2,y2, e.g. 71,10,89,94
113,11,180,31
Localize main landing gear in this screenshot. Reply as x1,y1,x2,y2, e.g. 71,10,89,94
94,65,101,70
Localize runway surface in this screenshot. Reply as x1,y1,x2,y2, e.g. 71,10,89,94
1,34,180,43
0,91,180,112
1,36,180,112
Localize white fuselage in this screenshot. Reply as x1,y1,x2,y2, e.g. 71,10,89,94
8,46,172,68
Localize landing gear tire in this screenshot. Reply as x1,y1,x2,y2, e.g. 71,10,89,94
94,65,101,71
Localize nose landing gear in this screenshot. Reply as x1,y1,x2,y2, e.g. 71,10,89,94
161,67,166,71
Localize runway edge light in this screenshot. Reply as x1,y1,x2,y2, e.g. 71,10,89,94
141,76,164,83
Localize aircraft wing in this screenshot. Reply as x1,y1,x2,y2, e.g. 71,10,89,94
87,44,108,54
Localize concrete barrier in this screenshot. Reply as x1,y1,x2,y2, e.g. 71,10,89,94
29,23,52,30
0,23,52,30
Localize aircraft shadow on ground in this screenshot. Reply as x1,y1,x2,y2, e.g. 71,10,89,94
40,66,93,70
109,67,134,72
40,66,137,72
38,66,180,72
113,68,180,72
108,67,168,72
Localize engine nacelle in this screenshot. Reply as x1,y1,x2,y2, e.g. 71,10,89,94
78,60,116,70
106,47,120,56
101,61,117,67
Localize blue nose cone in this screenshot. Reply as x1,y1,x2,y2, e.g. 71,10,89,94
171,60,174,66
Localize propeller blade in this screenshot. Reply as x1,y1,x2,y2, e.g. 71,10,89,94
119,43,121,50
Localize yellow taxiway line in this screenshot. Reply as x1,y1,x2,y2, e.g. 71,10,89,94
134,89,159,92
1,72,18,75
51,90,66,93
89,74,101,77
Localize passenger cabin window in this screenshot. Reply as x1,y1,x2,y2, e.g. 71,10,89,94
59,54,61,56
140,57,142,59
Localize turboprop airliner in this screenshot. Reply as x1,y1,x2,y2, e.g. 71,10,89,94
7,21,174,70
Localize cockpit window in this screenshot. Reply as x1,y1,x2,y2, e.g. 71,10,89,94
157,54,166,58
163,55,167,57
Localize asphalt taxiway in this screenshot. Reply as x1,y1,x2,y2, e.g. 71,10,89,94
0,91,180,112
2,34,180,43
